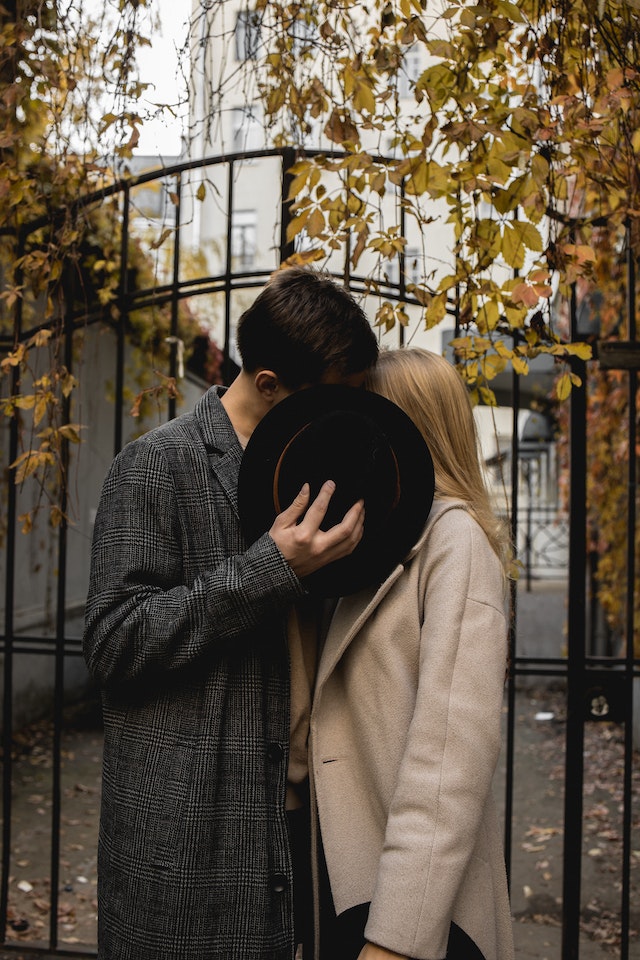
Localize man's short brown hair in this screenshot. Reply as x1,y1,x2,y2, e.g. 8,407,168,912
236,266,378,388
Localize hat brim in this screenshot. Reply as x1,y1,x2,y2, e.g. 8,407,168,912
238,384,435,597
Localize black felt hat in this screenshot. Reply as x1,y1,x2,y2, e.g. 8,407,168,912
237,384,435,597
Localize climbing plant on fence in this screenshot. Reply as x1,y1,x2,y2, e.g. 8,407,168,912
2,0,640,646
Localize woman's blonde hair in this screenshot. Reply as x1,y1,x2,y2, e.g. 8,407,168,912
366,347,512,573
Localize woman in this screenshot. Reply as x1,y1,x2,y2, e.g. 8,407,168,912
310,348,514,960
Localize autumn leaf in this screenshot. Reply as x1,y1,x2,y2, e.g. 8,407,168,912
556,372,573,401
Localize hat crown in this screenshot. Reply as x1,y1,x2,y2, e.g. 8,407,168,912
273,409,399,531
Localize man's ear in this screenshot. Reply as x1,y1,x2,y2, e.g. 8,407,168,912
254,369,282,402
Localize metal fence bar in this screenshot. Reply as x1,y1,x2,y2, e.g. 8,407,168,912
114,185,130,458
561,281,588,960
280,148,296,265
168,172,182,422
221,160,235,385
503,342,521,891
48,310,74,949
0,229,24,943
620,226,637,960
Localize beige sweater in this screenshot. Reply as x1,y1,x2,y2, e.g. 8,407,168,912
310,500,514,960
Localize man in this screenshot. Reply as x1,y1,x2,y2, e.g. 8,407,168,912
83,266,378,960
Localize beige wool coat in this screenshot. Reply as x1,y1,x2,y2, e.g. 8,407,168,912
309,499,514,960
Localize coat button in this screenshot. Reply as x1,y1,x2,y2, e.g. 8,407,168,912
266,742,283,763
270,873,288,894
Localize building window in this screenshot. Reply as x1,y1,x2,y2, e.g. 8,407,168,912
291,14,316,55
231,106,264,154
235,9,261,60
231,210,257,269
405,246,421,287
398,46,422,99
382,247,420,288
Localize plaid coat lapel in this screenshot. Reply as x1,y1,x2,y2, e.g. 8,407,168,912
193,386,243,520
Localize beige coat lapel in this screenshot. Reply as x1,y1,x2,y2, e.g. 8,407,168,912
315,501,459,693
316,515,438,691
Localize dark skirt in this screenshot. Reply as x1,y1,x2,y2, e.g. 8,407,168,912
317,834,486,960
287,804,486,960
319,900,486,960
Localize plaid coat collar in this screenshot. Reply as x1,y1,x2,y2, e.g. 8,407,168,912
194,385,244,521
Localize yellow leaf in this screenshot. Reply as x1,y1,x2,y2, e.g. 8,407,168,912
196,182,206,202
306,207,325,238
425,292,447,328
556,372,572,400
61,373,78,398
267,86,286,115
494,341,513,359
563,243,596,264
564,342,592,360
286,209,311,242
33,396,48,428
495,0,526,21
512,355,529,375
518,221,543,252
353,75,376,115
501,223,525,269
14,395,36,410
287,170,309,200
19,512,33,534
30,329,52,348
478,300,500,331
479,386,497,406
58,424,83,443
531,153,550,185
405,158,429,195
283,248,325,267
481,355,508,380
11,451,39,484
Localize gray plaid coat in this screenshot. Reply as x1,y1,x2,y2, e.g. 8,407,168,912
83,386,306,960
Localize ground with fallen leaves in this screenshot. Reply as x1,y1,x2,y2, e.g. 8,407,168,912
2,699,101,950
0,686,638,958
498,686,639,956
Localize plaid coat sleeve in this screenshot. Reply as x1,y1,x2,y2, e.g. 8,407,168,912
84,420,305,689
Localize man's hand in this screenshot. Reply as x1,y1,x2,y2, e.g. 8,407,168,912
357,944,409,960
269,481,365,579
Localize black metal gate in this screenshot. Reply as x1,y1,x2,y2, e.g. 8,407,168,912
0,150,638,958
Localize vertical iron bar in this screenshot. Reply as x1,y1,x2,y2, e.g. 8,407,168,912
504,341,520,889
620,222,636,960
0,231,23,942
280,147,296,265
223,160,235,385
398,179,406,348
168,172,182,422
114,185,130,457
562,280,587,960
49,306,74,949
504,220,521,887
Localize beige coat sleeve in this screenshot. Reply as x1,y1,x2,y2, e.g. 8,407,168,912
364,510,508,959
